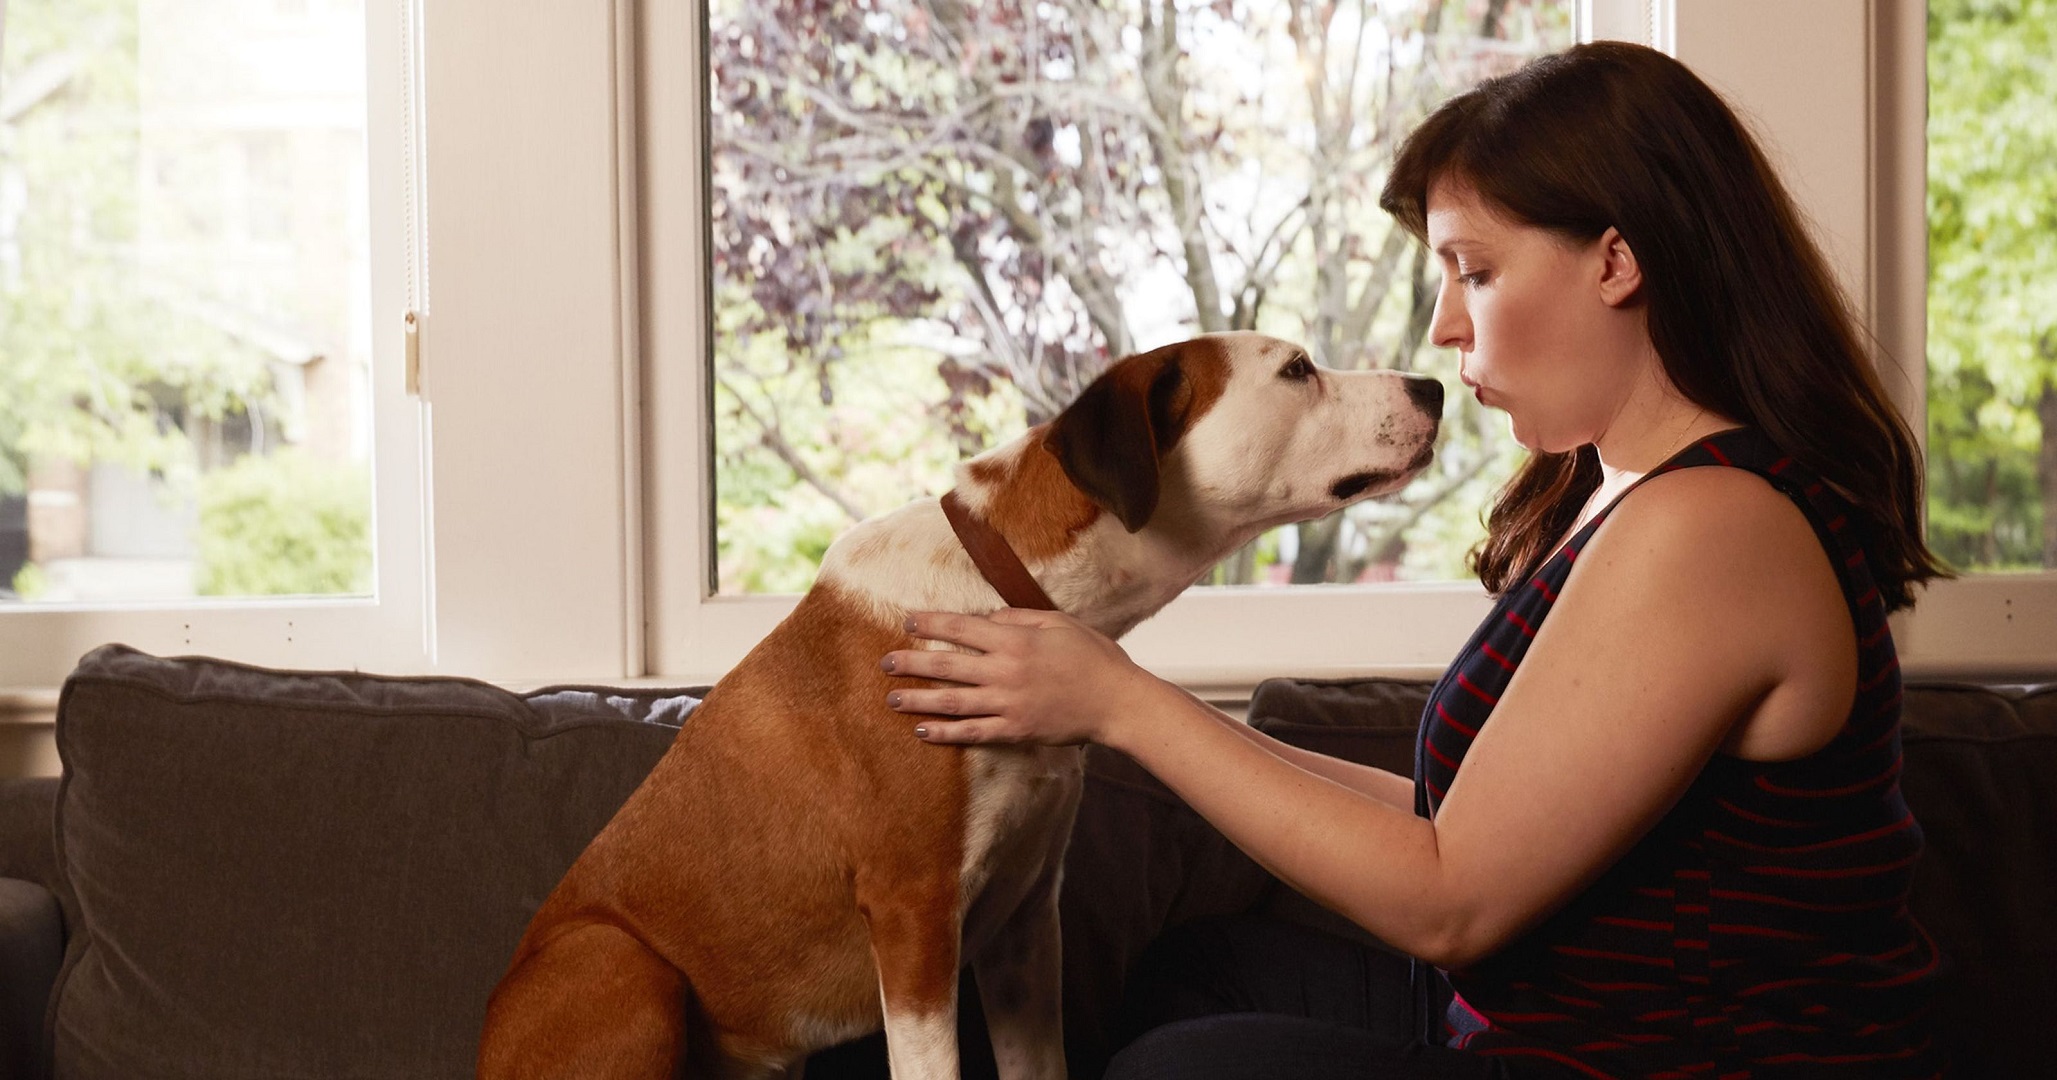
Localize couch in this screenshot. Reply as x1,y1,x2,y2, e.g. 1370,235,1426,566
0,644,2050,1079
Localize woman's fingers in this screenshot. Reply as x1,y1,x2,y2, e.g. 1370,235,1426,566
877,644,1004,684
887,685,1003,721
984,606,1076,630
902,610,1030,652
908,717,1006,745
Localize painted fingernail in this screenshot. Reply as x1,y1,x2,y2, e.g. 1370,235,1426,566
914,726,929,739
880,655,896,672
904,616,918,633
887,692,903,709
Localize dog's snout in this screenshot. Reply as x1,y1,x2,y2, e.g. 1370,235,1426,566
1404,375,1445,417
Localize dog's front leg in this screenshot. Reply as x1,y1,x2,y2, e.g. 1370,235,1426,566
862,881,962,1080
972,854,1068,1080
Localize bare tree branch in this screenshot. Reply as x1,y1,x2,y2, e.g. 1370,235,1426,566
719,374,870,523
1137,0,1227,332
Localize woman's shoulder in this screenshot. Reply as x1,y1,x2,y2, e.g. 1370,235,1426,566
1570,461,1853,642
1597,464,1822,572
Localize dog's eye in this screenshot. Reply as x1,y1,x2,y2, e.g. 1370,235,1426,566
1279,355,1315,382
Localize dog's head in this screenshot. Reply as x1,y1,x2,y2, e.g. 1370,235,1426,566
1044,332,1441,544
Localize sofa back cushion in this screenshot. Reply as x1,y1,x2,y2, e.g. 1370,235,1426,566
1899,683,2057,1080
47,645,698,1080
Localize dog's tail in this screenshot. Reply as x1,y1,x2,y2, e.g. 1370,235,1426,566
477,916,690,1079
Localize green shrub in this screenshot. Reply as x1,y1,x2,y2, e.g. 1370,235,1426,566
195,450,372,597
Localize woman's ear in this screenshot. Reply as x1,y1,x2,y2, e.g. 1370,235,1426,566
1596,226,1643,307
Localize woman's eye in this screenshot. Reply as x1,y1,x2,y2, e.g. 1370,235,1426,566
1279,355,1315,381
1458,270,1491,288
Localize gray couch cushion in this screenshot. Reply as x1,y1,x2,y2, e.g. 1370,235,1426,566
47,644,700,1080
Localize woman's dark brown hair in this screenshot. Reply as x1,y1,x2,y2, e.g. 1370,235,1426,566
1379,41,1947,611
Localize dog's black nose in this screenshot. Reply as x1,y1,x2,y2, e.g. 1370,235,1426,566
1404,375,1445,417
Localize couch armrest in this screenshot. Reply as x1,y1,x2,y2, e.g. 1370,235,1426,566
0,777,60,895
0,877,61,1080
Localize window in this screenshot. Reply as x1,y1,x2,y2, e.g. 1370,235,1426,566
1,0,374,606
0,0,430,687
8,0,2047,694
1925,0,2055,574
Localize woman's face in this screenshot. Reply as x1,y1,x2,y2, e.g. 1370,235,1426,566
1423,178,1642,454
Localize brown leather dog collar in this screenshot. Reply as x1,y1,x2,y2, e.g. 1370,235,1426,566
940,490,1059,612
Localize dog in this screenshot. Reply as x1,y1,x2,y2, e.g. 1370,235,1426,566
477,331,1444,1079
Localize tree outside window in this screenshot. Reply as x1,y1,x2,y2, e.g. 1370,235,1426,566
709,0,1575,594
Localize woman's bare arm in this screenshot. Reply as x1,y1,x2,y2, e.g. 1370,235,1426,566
1169,685,1418,812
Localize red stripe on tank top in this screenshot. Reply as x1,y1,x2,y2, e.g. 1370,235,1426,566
1459,672,1500,705
1737,976,1828,998
1858,657,1901,692
1551,946,1675,968
1715,798,1814,828
1709,887,1901,914
1434,700,1478,738
1750,1039,1934,1066
1709,923,1818,941
1595,916,1675,932
1706,812,1914,853
1810,940,1920,967
1755,755,1900,798
1742,853,1920,879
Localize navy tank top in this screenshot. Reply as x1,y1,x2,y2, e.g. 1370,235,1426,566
1417,428,1946,1079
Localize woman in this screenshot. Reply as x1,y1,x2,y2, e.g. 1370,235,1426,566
880,41,1949,1079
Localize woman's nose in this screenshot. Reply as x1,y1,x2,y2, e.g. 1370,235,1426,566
1428,290,1469,351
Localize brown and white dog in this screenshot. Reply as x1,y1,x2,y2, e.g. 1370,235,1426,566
477,332,1443,1079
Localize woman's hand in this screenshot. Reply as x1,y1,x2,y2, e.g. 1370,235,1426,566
880,608,1161,746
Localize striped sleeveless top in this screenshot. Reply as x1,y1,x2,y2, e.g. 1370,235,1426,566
1417,428,1946,1079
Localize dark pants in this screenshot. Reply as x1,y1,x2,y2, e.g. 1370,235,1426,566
1103,915,1521,1080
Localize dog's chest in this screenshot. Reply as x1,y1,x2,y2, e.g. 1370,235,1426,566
958,744,1082,905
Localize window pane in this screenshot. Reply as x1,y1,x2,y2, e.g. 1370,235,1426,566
0,0,374,605
1925,0,2056,573
708,0,1573,594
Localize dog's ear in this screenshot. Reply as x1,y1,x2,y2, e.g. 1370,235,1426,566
1044,348,1198,533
